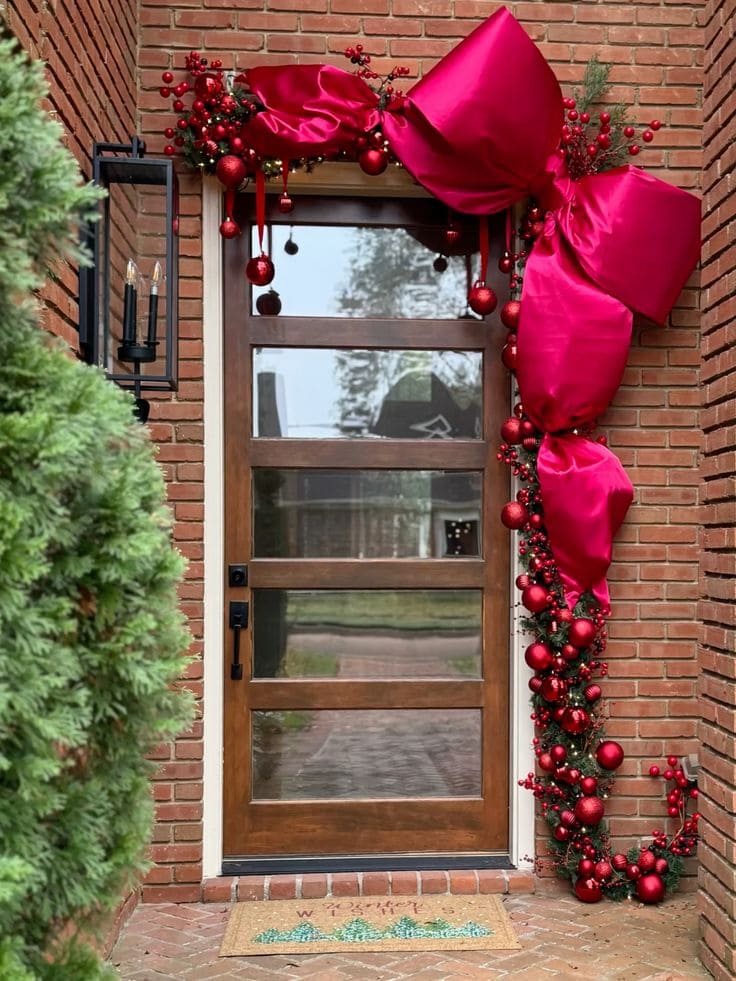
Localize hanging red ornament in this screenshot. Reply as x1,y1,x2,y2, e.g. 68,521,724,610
278,193,294,214
574,795,604,826
246,254,275,286
215,154,248,189
433,255,448,272
255,289,282,316
524,641,553,672
584,683,602,703
521,585,549,613
359,148,388,175
501,501,528,529
580,775,598,795
444,223,461,247
500,416,523,444
636,873,666,904
595,740,625,771
568,618,596,648
574,877,602,903
468,281,497,315
561,706,590,735
498,251,513,274
501,340,517,371
500,299,521,330
219,218,240,239
540,676,567,703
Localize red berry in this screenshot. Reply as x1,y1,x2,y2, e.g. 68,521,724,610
599,111,611,124
642,130,654,143
649,765,660,777
650,119,662,130
628,145,641,156
624,126,635,138
667,755,678,766
164,144,175,156
162,71,174,84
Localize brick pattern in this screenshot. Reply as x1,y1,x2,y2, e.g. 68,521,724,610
200,868,535,903
5,0,138,350
698,2,736,979
137,0,704,897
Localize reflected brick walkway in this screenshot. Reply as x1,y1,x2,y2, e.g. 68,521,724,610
111,892,709,979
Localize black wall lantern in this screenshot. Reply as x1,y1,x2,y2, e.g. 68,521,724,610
79,137,179,420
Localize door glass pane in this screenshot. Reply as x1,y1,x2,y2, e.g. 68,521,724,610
253,348,482,439
253,469,482,558
252,709,481,800
252,225,480,320
253,590,482,679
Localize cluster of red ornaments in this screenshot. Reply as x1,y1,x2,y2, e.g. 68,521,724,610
559,96,663,180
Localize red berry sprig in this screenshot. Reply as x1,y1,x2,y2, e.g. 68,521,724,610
560,97,663,179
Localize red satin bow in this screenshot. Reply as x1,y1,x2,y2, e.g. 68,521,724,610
243,7,701,610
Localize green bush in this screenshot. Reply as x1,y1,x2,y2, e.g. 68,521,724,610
0,30,194,981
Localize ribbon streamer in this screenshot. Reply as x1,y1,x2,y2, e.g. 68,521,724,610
240,7,700,608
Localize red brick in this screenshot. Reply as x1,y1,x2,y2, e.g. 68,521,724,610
236,876,265,901
301,874,328,899
449,871,478,895
330,872,360,897
268,875,297,899
477,870,506,894
202,877,235,902
420,870,448,895
362,871,390,896
390,871,419,895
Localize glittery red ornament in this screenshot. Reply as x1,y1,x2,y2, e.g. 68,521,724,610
215,154,248,189
246,254,275,286
521,584,549,613
594,860,612,881
528,676,543,693
636,873,665,904
574,795,604,826
498,252,513,274
501,501,528,529
561,706,590,735
540,676,567,703
584,683,602,703
468,281,498,315
500,299,521,330
255,289,282,316
501,340,517,371
278,193,294,214
637,850,657,873
574,876,602,903
611,853,628,872
580,776,598,795
595,740,625,771
194,73,221,101
524,641,553,672
500,416,523,444
568,618,596,648
654,857,669,875
359,148,388,175
219,218,240,239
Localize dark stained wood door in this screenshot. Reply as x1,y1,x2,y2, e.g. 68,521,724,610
223,194,510,858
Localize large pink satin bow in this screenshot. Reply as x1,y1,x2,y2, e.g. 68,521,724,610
243,7,701,610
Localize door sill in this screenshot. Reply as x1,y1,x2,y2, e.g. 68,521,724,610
222,853,512,876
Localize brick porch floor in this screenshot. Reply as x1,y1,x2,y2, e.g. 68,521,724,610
110,891,709,979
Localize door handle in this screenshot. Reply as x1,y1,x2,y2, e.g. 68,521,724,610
229,601,248,680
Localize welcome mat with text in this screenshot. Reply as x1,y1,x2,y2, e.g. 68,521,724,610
220,894,521,956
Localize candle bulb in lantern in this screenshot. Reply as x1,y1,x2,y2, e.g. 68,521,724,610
122,258,137,345
146,261,162,347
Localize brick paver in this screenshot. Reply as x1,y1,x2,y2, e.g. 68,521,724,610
110,893,710,979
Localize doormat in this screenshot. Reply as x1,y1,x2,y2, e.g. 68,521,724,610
220,894,521,956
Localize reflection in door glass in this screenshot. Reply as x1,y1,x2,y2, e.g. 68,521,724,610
253,590,482,679
253,348,482,439
253,469,482,558
252,709,482,800
252,225,480,320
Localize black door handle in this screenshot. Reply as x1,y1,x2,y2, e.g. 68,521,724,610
229,601,248,680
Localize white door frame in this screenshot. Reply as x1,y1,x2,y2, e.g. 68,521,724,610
200,177,534,878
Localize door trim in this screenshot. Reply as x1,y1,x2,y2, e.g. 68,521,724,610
200,176,535,878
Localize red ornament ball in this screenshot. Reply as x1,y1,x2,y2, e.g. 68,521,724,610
278,193,294,214
522,585,549,614
574,795,605,826
468,281,498,316
638,850,657,873
215,154,247,189
626,864,641,881
550,744,567,765
584,683,602,703
219,218,240,239
501,339,517,371
359,148,388,175
498,252,513,274
528,675,543,694
561,810,578,830
538,751,555,772
667,755,678,767
649,765,660,777
654,857,669,875
524,641,553,672
595,740,625,771
636,873,665,904
500,299,521,330
553,825,571,842
578,858,595,876
246,254,275,286
501,501,528,530
500,416,523,444
194,73,221,101
444,224,461,247
568,617,596,648
540,676,567,703
574,876,602,903
611,853,628,872
561,706,590,735
580,776,598,796
595,860,613,881
255,289,282,316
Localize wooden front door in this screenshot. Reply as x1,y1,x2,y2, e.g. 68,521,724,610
223,194,509,861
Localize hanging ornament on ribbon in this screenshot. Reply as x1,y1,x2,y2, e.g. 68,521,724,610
467,215,497,315
246,169,275,287
278,160,294,214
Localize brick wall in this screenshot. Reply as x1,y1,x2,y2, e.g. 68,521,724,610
699,1,736,978
137,0,705,900
3,0,138,348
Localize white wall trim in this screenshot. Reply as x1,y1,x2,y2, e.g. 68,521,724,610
199,175,535,873
202,177,224,879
